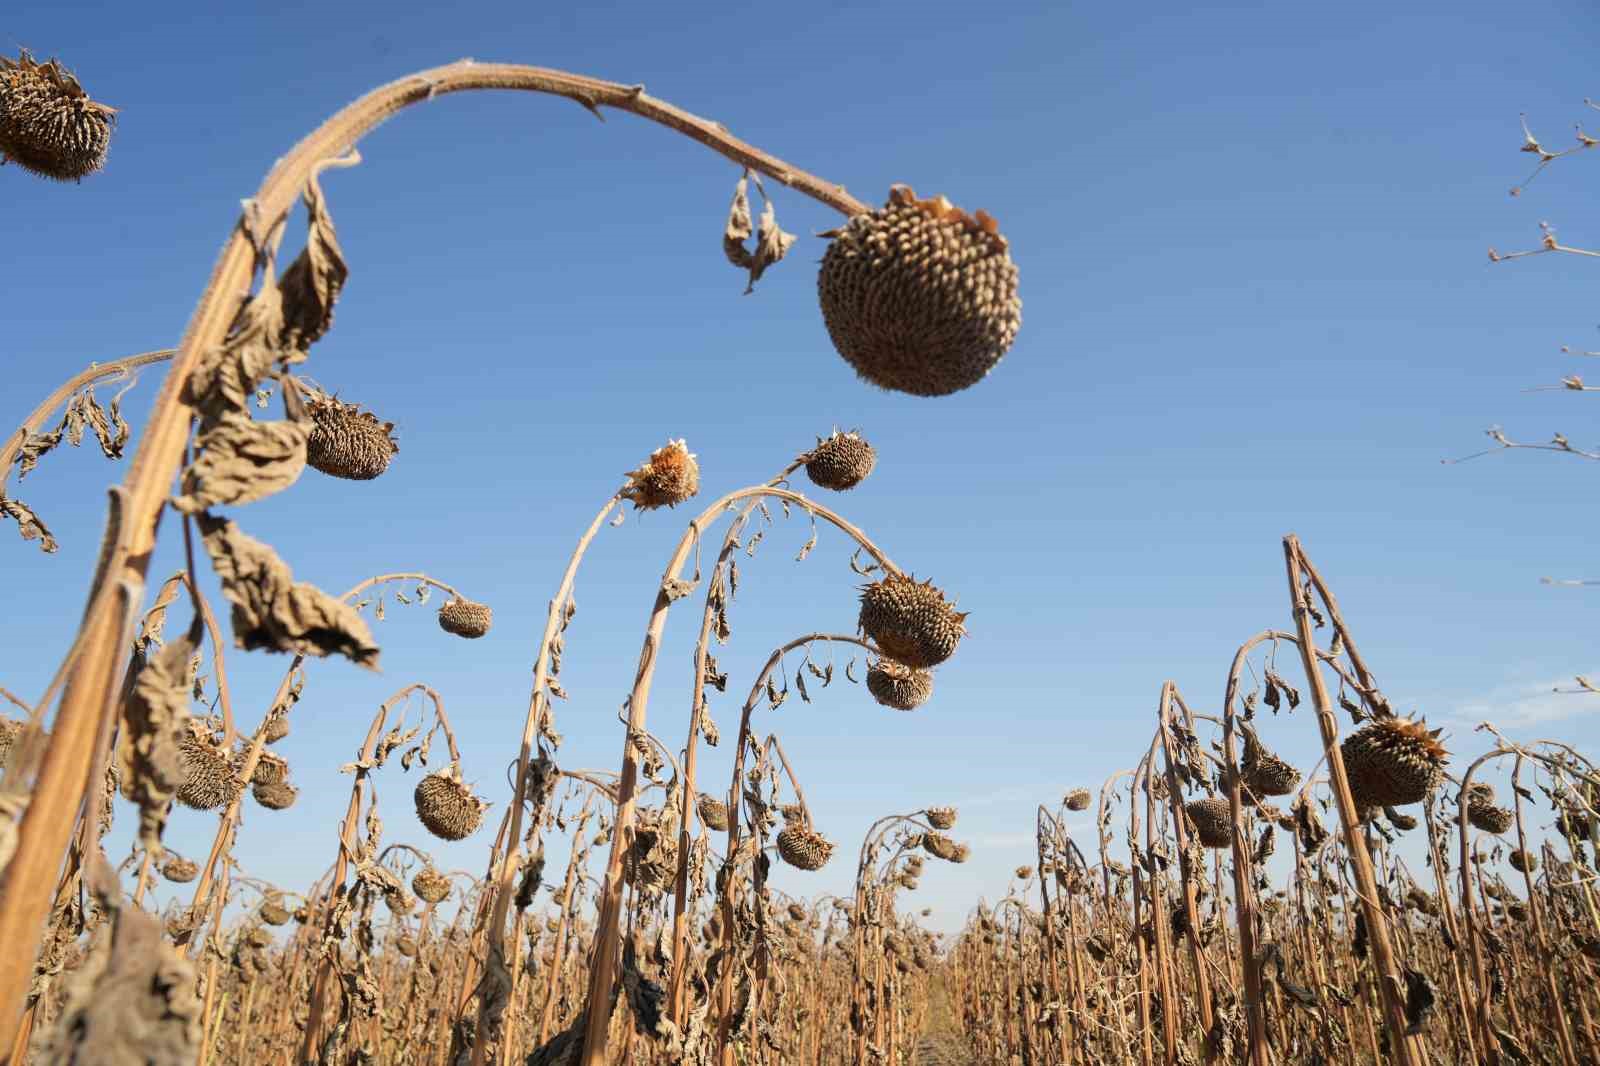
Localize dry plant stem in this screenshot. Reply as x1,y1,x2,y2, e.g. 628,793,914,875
0,348,176,492
538,798,599,1044
1281,534,1425,1066
469,490,621,1066
301,682,453,1059
1510,753,1582,1066
1136,748,1180,1063
1154,682,1217,1052
709,633,878,1064
0,61,872,1046
666,459,802,1025
1219,633,1284,1065
580,487,895,1066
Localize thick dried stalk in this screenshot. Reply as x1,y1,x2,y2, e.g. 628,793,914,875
1281,534,1425,1066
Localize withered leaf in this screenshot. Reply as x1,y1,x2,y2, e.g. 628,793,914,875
16,422,65,479
196,514,379,667
745,196,797,294
185,272,296,420
662,577,698,602
794,668,810,704
174,414,309,513
723,174,755,270
279,160,351,351
35,901,201,1066
1403,967,1436,1033
1,495,58,553
118,628,198,851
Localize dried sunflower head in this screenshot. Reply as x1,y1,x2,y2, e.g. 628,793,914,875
818,185,1021,397
1509,848,1538,874
0,51,115,182
696,793,730,832
1064,788,1092,812
804,430,877,491
858,574,967,670
161,857,199,884
176,725,244,811
1241,729,1300,797
252,780,298,810
1465,782,1514,835
414,768,489,841
865,658,934,711
303,387,398,481
1014,865,1034,880
260,899,291,927
925,806,958,830
263,714,290,744
921,832,963,863
396,935,418,957
621,439,699,510
775,823,835,871
437,596,493,639
1184,797,1233,849
1340,715,1447,809
0,716,22,770
250,750,289,786
412,866,451,905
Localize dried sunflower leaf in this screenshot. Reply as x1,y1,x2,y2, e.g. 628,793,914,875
1,495,58,552
279,161,351,350
34,898,201,1066
185,272,293,419
744,196,797,294
118,628,198,851
722,174,755,270
15,420,66,479
196,514,379,668
173,414,309,513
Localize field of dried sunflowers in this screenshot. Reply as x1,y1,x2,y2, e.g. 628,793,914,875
3,48,1600,1066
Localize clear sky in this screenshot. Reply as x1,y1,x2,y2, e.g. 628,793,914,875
4,0,1600,931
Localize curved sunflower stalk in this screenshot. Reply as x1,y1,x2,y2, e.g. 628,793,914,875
0,347,174,553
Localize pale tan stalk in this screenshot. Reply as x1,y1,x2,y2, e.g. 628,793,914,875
1281,534,1425,1066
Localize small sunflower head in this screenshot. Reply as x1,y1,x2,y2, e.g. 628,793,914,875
621,439,699,510
0,51,116,181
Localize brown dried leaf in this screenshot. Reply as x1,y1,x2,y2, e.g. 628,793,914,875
174,414,309,513
118,629,198,851
722,174,755,270
16,420,65,479
1,495,58,553
185,272,294,419
196,514,379,667
279,160,351,350
744,196,797,294
34,901,201,1066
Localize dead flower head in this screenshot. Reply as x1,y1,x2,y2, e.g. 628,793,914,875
621,439,699,510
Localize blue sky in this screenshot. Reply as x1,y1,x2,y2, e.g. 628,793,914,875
4,0,1600,930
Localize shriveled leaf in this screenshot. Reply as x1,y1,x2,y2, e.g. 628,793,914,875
15,421,65,479
34,900,201,1066
173,414,309,513
1,495,58,552
744,196,797,294
662,577,698,602
196,514,379,667
117,629,198,851
279,159,352,350
722,174,754,269
185,272,294,419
